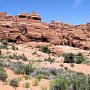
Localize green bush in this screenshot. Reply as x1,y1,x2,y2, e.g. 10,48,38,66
14,68,23,74
63,53,85,64
0,71,8,82
0,66,7,82
0,45,8,49
50,70,90,90
75,53,85,64
1,39,8,45
14,63,25,74
9,78,19,89
88,76,90,90
50,77,71,90
71,74,89,90
39,46,51,54
24,64,33,75
63,53,75,63
0,66,5,72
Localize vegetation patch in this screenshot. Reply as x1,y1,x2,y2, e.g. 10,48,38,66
0,66,8,82
63,53,86,64
44,57,55,63
39,46,51,54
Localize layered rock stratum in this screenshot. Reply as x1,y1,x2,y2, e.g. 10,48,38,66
0,12,90,50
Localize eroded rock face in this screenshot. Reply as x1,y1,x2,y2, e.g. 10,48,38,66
0,12,90,50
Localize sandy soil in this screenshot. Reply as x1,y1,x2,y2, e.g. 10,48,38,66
0,68,50,90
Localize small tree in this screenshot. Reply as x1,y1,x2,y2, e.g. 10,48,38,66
9,78,19,90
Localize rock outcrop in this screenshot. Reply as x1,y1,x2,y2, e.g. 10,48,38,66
0,12,90,50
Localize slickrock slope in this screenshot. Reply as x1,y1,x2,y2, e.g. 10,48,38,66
0,12,90,50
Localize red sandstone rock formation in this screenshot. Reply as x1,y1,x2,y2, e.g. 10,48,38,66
0,11,90,50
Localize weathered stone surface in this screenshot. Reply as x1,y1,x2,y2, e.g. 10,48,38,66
0,11,90,50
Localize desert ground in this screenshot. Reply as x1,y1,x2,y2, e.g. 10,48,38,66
0,42,90,90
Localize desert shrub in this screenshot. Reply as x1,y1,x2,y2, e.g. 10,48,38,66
13,63,25,74
0,71,8,82
50,77,71,90
1,39,8,45
44,57,55,63
0,59,11,67
63,53,75,63
0,66,5,71
50,69,90,90
0,60,3,64
82,60,90,65
33,79,39,86
48,68,57,76
36,74,47,80
23,82,30,89
0,55,9,59
75,53,85,64
24,64,34,75
5,54,27,61
23,75,30,80
10,61,25,74
39,46,51,54
8,54,19,60
88,76,90,90
14,67,24,74
31,68,50,79
34,59,42,62
0,66,7,82
0,54,27,62
9,62,33,75
71,74,89,90
11,45,18,50
12,54,19,60
9,78,19,90
0,45,8,49
19,53,28,61
63,53,85,64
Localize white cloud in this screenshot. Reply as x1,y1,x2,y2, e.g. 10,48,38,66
74,0,86,8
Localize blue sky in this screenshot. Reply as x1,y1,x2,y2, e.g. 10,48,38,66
0,0,89,25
